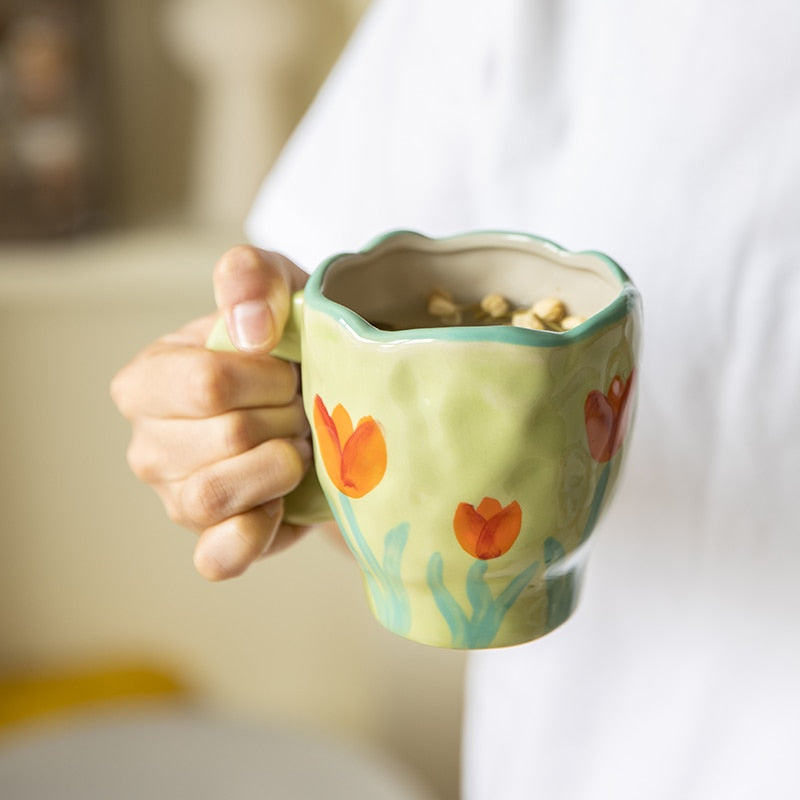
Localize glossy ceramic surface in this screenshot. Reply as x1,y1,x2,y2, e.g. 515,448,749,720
209,231,641,648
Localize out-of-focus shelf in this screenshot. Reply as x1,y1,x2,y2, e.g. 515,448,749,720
0,222,245,306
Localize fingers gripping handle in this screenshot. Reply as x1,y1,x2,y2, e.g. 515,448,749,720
205,292,332,525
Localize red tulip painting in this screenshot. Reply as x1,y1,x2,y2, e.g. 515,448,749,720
313,395,387,498
453,497,523,560
584,371,635,463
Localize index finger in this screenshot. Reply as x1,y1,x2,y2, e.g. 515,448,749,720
113,343,299,420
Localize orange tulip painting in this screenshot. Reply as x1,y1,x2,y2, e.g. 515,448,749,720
313,395,387,498
584,371,635,463
429,497,534,647
453,497,522,560
314,395,408,634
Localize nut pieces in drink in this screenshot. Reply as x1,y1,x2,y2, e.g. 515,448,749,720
425,288,587,332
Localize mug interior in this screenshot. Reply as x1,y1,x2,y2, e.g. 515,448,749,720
319,232,625,332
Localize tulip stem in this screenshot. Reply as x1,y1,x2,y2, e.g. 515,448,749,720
334,494,411,636
544,537,577,630
427,553,539,649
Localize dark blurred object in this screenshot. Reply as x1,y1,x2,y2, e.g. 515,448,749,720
0,0,109,238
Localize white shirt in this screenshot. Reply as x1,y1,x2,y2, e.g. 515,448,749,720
246,1,800,797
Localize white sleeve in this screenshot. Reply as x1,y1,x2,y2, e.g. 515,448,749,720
244,0,495,270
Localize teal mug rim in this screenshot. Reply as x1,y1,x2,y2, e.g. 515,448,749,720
305,229,640,348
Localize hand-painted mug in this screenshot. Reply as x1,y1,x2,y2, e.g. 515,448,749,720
208,230,641,649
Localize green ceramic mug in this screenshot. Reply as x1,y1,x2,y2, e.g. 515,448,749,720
208,231,641,649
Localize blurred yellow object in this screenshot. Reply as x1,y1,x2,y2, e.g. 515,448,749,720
0,664,185,729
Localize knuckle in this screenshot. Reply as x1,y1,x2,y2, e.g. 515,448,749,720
144,483,193,531
215,245,269,291
218,244,262,273
162,494,187,528
126,438,158,483
180,469,232,528
190,351,231,413
220,411,255,455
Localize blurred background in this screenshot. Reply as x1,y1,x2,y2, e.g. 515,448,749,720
0,1,465,798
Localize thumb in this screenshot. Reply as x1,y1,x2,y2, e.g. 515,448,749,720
212,246,306,354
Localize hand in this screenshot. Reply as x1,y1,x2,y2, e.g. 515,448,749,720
111,246,315,580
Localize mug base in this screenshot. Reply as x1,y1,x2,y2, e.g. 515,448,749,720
361,562,585,650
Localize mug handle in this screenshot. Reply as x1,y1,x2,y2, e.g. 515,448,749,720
206,291,333,525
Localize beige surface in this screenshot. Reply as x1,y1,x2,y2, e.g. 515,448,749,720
0,4,465,799
0,226,465,800
0,225,465,799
